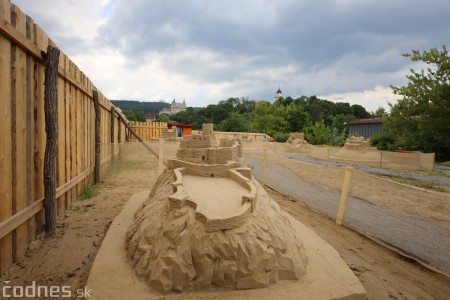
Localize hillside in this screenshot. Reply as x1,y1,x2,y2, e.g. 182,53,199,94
112,100,170,114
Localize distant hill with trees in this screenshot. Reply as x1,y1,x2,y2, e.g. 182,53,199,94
112,100,170,114
112,100,170,122
167,96,374,146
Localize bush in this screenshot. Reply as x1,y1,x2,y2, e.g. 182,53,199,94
272,132,290,142
370,132,397,151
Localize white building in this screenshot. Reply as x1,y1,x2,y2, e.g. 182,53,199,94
160,99,187,115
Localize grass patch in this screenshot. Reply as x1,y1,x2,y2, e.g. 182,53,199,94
77,184,98,200
105,161,150,177
68,204,81,211
383,175,446,192
420,170,449,178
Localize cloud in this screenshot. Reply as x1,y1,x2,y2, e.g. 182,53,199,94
319,85,398,112
11,0,450,110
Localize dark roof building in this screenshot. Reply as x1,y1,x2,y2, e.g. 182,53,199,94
348,118,383,139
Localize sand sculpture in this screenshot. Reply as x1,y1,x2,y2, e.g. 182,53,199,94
331,136,381,164
126,124,309,293
124,124,365,298
162,127,177,139
287,132,310,155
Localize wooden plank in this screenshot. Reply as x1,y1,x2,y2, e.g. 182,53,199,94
88,80,94,182
76,66,84,194
25,14,35,244
0,170,88,241
0,14,43,62
110,106,115,162
64,55,71,206
56,52,66,214
118,114,122,160
11,3,29,262
70,60,76,201
83,74,88,186
0,0,12,276
57,65,90,97
34,23,47,236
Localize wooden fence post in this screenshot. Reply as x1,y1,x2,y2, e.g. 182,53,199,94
43,45,60,235
118,114,122,160
380,151,383,169
116,113,161,160
159,138,164,174
336,166,353,225
93,90,101,184
110,106,115,163
261,145,267,186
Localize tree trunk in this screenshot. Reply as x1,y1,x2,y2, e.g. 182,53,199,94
43,46,60,235
93,90,101,184
110,106,115,163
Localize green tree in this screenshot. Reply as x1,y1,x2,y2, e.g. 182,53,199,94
286,103,309,132
124,109,146,122
250,102,288,137
351,104,370,119
372,107,388,117
385,46,450,160
156,113,170,122
304,121,332,145
218,112,250,132
335,102,353,115
332,114,356,134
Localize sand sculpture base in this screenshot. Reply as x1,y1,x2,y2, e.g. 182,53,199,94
125,170,308,293
331,136,380,166
86,190,366,300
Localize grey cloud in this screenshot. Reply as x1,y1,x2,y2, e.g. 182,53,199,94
96,0,450,96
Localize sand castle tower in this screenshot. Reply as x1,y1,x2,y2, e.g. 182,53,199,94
124,124,365,298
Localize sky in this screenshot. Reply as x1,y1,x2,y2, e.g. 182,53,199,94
12,0,450,112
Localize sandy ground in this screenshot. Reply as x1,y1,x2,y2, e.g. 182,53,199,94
2,141,450,299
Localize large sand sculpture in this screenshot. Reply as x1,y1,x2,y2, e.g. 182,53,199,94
330,136,381,165
124,124,366,298
287,132,310,155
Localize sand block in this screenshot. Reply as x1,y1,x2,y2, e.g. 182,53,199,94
86,190,366,300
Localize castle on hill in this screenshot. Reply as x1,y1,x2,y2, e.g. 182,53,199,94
159,98,187,115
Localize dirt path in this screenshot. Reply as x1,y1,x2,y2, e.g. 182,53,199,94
246,157,450,275
2,141,450,299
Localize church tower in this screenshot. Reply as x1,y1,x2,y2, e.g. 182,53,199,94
274,87,283,101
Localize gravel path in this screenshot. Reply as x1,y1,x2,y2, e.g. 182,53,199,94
246,158,450,276
283,154,450,187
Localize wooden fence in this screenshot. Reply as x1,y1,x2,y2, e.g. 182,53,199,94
0,0,127,274
129,121,167,141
